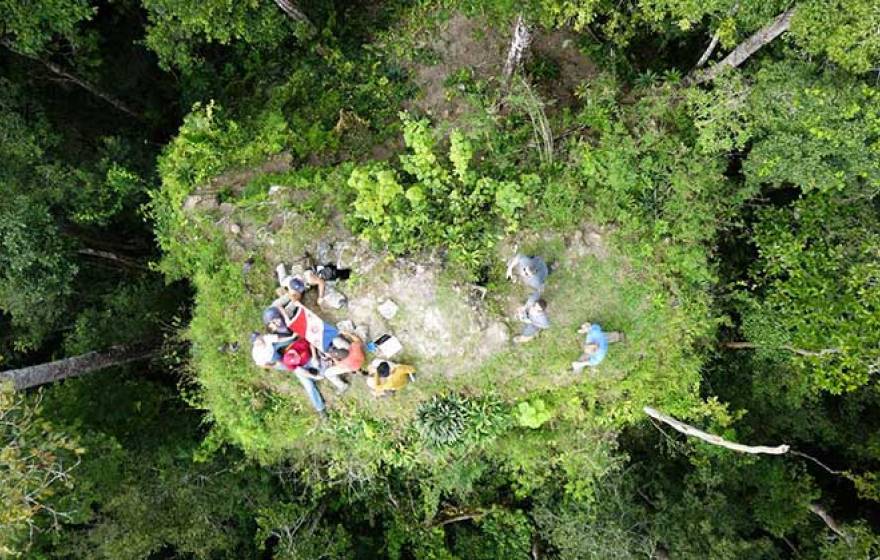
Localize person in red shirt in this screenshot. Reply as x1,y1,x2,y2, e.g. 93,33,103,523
281,337,312,370
322,333,365,394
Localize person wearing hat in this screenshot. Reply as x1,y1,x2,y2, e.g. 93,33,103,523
251,332,327,416
571,323,624,372
365,359,415,397
506,253,549,306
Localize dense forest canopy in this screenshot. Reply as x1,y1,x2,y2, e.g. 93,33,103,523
1,0,879,558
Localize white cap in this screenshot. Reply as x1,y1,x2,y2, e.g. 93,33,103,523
251,336,276,366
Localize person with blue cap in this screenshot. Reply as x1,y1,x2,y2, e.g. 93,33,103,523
571,323,624,372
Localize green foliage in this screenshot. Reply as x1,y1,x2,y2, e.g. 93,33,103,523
349,113,531,274
791,0,880,74
515,398,553,429
0,0,94,55
256,502,354,559
740,192,880,396
30,376,275,560
0,198,76,351
450,509,532,560
574,76,748,293
141,0,303,71
415,393,510,449
0,383,83,557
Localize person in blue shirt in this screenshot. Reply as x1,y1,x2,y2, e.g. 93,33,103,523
571,323,624,372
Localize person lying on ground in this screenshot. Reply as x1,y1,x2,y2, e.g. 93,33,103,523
267,301,339,353
571,323,624,372
365,359,415,398
513,298,550,344
506,253,549,305
277,261,348,310
251,332,296,368
281,337,328,417
250,333,327,417
322,332,365,394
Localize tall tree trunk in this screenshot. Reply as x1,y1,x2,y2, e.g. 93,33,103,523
687,7,796,85
503,14,532,83
1,347,154,391
695,32,722,68
272,0,312,27
1,41,143,119
808,503,852,544
695,1,740,69
78,248,148,272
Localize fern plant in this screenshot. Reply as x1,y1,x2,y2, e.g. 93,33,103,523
415,394,470,448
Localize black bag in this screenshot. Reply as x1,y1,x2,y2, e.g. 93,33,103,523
316,264,350,281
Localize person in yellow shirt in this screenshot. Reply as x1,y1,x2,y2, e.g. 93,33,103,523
365,359,415,398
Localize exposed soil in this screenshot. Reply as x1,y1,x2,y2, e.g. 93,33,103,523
530,29,598,111
405,12,508,120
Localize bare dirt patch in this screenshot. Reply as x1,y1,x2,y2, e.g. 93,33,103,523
530,29,598,110
405,12,508,120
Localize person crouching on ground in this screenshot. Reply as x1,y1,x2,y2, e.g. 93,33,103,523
513,298,550,344
365,359,415,398
322,332,365,394
571,323,624,372
506,253,549,305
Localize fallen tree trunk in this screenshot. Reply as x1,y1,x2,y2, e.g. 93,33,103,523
687,7,796,85
644,406,790,455
1,347,155,391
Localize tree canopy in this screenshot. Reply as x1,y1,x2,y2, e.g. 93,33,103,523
2,0,879,558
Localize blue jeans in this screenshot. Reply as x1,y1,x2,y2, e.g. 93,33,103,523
295,370,325,412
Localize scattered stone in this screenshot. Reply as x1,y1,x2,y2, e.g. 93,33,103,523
229,223,241,235
183,194,219,212
268,214,285,232
268,185,283,196
378,299,399,320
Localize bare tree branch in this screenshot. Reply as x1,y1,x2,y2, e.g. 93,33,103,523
426,509,486,528
808,503,852,544
272,0,312,27
644,406,790,455
695,1,740,68
722,341,841,357
78,248,148,271
696,33,722,68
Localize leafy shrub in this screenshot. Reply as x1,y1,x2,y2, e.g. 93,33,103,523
415,394,510,449
416,394,471,447
515,398,553,429
348,113,531,276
